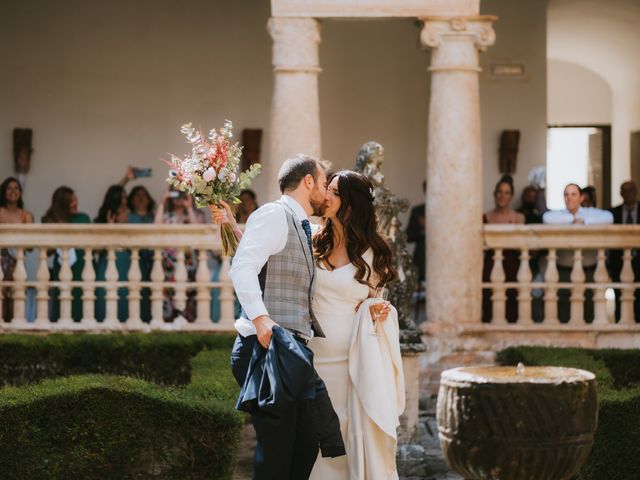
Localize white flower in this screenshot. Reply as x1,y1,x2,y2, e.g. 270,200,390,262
203,167,216,182
228,172,237,183
218,168,228,181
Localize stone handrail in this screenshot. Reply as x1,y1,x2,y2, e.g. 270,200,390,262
0,224,236,332
482,225,640,327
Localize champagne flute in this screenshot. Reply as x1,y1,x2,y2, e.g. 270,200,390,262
370,286,389,335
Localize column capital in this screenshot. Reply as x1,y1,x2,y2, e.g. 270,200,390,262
267,17,322,73
419,16,496,72
419,15,496,52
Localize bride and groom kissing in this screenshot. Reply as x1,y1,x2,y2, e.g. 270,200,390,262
210,154,405,480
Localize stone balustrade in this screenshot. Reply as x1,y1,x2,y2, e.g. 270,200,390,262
421,224,640,404
0,224,236,332
482,224,640,327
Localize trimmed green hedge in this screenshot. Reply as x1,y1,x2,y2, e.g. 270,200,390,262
0,333,234,386
0,335,242,479
497,346,640,480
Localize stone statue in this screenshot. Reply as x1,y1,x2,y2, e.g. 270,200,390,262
354,141,424,351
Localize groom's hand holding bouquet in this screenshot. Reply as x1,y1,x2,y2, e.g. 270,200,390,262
166,120,260,256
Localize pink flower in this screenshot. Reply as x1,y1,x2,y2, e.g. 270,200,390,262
203,167,216,182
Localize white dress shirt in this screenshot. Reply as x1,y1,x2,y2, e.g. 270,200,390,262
542,207,613,225
229,195,311,337
542,207,613,267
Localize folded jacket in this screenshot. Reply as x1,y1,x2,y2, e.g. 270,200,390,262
236,326,345,457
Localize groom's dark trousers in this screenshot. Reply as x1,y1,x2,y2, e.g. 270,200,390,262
231,332,319,480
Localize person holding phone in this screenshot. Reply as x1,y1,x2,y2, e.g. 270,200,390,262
118,166,152,187
154,187,204,322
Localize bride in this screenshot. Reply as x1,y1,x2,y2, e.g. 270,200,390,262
211,170,405,479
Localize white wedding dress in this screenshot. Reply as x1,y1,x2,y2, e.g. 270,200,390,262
309,247,405,480
309,259,369,480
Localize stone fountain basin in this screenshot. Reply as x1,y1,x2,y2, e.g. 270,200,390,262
437,365,598,480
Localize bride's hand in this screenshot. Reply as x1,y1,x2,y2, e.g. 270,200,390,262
369,301,391,322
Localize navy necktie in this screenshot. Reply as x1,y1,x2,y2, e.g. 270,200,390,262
301,219,313,253
626,208,634,224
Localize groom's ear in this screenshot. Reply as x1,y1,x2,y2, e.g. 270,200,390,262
303,174,315,190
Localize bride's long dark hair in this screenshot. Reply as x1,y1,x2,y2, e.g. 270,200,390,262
313,170,397,288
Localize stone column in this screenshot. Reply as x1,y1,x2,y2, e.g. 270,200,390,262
267,17,322,201
420,17,496,327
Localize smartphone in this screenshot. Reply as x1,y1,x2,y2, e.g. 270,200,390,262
133,167,152,178
168,190,186,199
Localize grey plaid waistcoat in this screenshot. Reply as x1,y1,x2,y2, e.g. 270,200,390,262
257,201,325,338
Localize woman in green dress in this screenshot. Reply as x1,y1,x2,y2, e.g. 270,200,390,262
42,186,91,322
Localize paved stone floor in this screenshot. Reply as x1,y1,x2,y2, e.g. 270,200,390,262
231,414,462,480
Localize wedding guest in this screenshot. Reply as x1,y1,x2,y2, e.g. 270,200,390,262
543,183,613,323
127,185,156,322
406,181,426,284
608,180,640,321
528,165,548,214
154,188,204,322
235,189,259,224
127,185,156,223
517,185,543,224
581,185,597,208
482,175,524,323
517,185,544,321
42,186,91,321
0,177,34,321
94,185,130,322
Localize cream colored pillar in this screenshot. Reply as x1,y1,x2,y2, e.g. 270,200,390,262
420,17,496,325
267,17,322,201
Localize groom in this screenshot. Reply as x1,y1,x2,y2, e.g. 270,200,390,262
229,154,330,479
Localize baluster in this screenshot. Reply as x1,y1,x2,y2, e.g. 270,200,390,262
0,283,3,332
34,248,51,328
11,247,27,329
517,247,532,325
150,248,165,329
127,248,143,330
592,248,610,325
0,267,4,331
103,248,119,329
81,248,97,329
57,248,74,329
194,249,212,328
0,254,9,331
545,248,559,323
489,248,506,324
219,256,235,329
619,248,635,325
173,248,188,325
569,249,585,324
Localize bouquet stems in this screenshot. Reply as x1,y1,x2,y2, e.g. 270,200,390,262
220,223,239,257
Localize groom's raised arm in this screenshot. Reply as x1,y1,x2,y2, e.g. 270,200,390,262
229,202,288,329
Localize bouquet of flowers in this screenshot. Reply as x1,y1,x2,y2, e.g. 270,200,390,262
166,120,261,256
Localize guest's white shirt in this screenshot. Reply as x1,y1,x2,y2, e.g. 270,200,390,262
229,195,310,337
542,207,613,267
542,207,613,225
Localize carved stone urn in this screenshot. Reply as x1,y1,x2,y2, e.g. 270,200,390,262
437,365,598,480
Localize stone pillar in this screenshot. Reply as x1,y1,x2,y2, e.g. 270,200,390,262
267,17,322,201
420,17,496,326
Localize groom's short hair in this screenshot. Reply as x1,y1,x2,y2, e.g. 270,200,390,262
278,154,327,193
